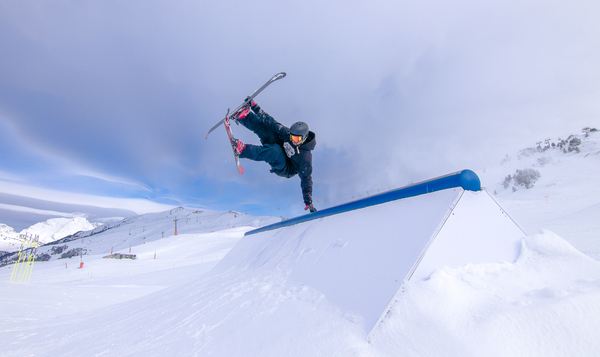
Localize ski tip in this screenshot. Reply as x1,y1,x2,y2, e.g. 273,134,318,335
238,166,244,175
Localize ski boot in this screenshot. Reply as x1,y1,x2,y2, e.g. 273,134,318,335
231,107,251,124
232,138,245,155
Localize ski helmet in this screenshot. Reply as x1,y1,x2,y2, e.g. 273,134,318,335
290,121,309,145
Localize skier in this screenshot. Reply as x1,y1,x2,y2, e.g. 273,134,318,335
230,99,318,213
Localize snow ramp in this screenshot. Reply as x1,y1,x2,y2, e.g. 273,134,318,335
215,170,526,332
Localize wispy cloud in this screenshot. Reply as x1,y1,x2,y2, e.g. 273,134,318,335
0,181,176,214
0,202,82,218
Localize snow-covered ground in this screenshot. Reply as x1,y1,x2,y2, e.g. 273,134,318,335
1,131,599,356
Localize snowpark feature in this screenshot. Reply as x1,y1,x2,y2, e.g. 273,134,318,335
220,170,526,331
2,131,600,356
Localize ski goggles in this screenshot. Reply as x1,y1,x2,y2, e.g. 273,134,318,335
290,134,304,144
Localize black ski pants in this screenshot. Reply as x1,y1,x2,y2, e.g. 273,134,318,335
238,110,287,175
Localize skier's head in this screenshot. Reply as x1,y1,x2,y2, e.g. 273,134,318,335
290,121,309,146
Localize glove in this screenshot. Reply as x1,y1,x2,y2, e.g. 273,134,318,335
244,96,257,108
304,204,317,213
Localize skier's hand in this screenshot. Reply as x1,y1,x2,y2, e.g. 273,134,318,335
305,204,317,213
244,96,257,107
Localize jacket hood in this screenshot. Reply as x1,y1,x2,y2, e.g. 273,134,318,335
300,131,316,151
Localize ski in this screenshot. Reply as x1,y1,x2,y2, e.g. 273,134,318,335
205,72,286,140
223,109,244,174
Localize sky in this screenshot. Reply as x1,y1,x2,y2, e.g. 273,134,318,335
1,0,599,229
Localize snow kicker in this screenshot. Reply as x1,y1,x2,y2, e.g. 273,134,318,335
215,170,526,332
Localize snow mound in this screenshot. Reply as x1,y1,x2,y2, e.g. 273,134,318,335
369,230,600,356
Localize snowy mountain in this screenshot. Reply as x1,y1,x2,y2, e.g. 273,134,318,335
478,128,600,260
1,207,280,266
1,129,599,356
0,217,103,253
0,223,20,253
22,217,103,245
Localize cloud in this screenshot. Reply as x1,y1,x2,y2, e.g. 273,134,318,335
0,0,599,219
0,202,82,218
0,181,176,214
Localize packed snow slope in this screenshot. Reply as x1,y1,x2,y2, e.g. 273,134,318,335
1,130,600,356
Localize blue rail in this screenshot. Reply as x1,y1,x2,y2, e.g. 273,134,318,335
245,169,481,236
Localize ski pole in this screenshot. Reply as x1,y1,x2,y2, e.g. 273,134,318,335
26,236,39,283
16,235,33,282
9,235,27,282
